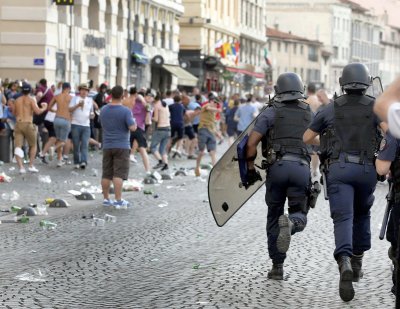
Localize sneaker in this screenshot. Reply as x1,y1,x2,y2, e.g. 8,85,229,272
113,199,131,209
80,162,87,169
153,162,164,169
102,199,113,207
195,167,201,177
39,153,48,164
98,143,102,150
19,168,27,174
74,164,80,169
187,155,197,160
161,164,169,171
62,155,69,162
28,166,39,173
130,154,137,163
57,160,65,167
277,215,293,254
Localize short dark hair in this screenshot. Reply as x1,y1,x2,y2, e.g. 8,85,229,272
129,87,137,95
166,90,172,97
308,83,316,94
195,94,202,102
39,78,47,86
173,95,181,103
111,85,124,100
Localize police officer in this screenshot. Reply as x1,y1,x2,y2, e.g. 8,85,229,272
375,130,400,295
303,63,382,302
246,72,312,280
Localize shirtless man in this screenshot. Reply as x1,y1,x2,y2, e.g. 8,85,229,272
50,82,72,166
13,83,47,173
123,87,137,110
306,83,322,182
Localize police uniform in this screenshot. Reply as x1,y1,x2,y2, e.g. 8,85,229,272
377,132,400,293
309,86,381,301
253,99,312,273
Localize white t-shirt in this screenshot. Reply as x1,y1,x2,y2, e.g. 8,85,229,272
45,103,57,122
164,98,174,106
69,96,93,127
388,102,400,138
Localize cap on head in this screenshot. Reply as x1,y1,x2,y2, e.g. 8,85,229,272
339,63,371,91
21,82,32,93
78,83,90,91
274,72,305,102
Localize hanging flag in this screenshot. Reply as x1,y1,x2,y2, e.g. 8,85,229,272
223,42,232,57
264,48,272,67
215,40,224,58
234,42,240,65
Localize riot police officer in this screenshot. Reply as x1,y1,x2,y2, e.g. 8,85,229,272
375,130,400,295
246,72,313,280
303,63,382,302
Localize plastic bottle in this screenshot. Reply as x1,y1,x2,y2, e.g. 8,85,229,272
36,204,48,216
11,206,21,212
104,214,117,223
18,215,29,223
92,218,105,227
40,220,57,230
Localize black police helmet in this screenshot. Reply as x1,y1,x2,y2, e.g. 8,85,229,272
274,72,305,102
339,63,371,90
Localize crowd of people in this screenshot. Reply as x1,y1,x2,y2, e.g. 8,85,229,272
0,78,278,177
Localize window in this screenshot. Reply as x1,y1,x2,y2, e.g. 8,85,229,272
268,41,271,51
293,43,297,54
143,19,149,44
300,68,304,78
169,25,173,50
133,14,139,41
152,21,157,46
308,45,318,62
300,45,304,54
333,46,338,59
277,42,281,52
285,43,288,52
161,24,166,48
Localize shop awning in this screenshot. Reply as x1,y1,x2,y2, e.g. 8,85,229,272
225,67,264,79
162,64,198,87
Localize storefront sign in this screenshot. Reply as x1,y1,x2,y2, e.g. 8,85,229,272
33,58,45,66
84,35,106,49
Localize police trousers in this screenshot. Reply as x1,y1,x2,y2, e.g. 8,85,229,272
265,159,310,264
327,162,377,259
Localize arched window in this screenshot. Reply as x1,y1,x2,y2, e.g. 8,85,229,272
88,0,100,30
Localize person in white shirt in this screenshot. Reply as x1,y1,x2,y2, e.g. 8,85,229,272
374,77,400,138
69,83,94,169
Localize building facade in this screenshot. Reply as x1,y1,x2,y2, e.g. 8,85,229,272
0,0,194,91
179,0,267,95
266,27,323,87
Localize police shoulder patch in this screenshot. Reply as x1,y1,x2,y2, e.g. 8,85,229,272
380,138,387,151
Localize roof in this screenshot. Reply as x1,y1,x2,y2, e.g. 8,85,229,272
343,0,400,29
266,27,322,45
340,0,368,13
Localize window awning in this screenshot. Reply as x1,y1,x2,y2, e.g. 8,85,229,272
162,64,198,87
225,67,264,79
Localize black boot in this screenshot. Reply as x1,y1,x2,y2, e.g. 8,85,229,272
337,256,354,302
350,254,364,282
277,215,293,253
267,263,283,280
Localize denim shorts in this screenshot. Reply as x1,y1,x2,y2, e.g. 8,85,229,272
53,116,71,141
150,128,170,155
198,128,216,152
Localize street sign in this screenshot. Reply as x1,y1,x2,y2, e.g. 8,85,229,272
54,0,74,5
33,58,45,66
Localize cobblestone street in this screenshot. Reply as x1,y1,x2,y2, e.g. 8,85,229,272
0,147,396,308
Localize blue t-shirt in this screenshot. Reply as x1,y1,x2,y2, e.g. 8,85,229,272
169,102,185,127
377,131,399,162
100,104,136,149
235,103,257,131
187,101,201,125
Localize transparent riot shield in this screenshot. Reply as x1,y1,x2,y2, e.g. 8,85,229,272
366,76,383,98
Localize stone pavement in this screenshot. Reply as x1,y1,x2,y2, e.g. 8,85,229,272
0,146,396,308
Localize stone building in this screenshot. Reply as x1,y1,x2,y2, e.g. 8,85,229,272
266,27,323,87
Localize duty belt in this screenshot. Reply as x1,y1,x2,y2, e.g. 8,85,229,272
278,154,309,166
329,154,373,165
